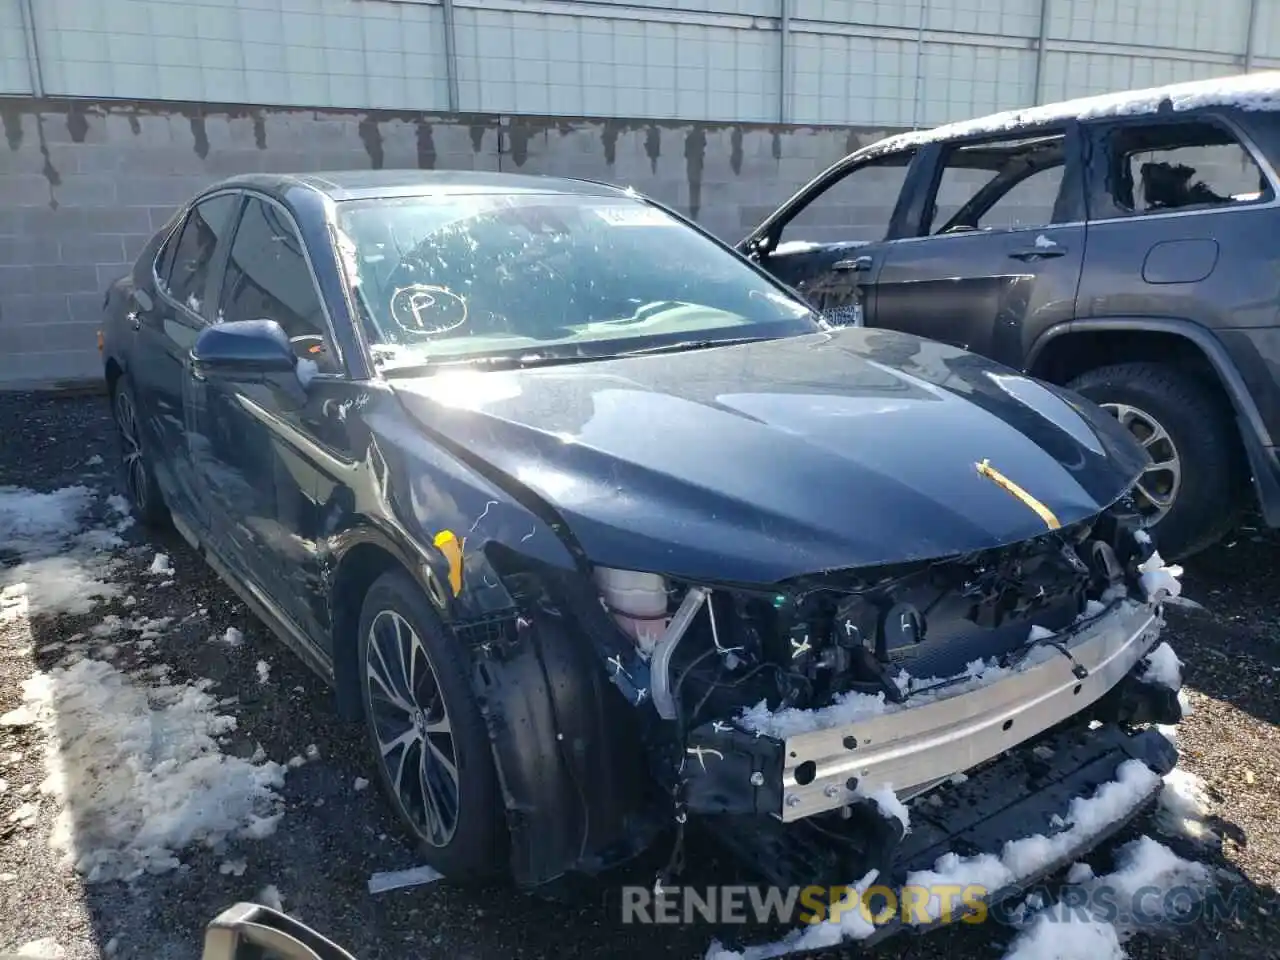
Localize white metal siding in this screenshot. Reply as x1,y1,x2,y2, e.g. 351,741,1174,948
31,0,450,110
0,0,31,94
1,0,1272,128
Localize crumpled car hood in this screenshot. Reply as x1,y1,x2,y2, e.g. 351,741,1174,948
390,328,1149,583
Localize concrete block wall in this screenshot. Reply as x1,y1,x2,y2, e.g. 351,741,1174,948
0,97,902,389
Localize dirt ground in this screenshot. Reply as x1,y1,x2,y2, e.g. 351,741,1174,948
2,391,1280,960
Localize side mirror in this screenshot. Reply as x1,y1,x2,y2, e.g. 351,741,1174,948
202,903,359,960
192,319,297,381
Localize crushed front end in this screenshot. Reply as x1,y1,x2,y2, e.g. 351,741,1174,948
572,500,1186,942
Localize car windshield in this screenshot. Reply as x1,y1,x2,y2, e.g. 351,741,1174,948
335,192,821,370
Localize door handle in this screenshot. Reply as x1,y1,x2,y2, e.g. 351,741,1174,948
832,255,873,272
1008,247,1066,261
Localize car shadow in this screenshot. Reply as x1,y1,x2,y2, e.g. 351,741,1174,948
1166,512,1280,729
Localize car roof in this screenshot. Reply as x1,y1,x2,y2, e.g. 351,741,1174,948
207,170,636,203
869,70,1280,156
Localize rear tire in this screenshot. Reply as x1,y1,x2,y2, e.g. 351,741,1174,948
1067,362,1243,560
357,568,508,882
110,374,170,529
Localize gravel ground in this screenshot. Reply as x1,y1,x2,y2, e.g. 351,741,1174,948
2,391,1280,960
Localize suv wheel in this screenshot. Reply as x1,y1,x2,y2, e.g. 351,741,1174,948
1067,362,1242,560
357,568,507,882
110,375,169,528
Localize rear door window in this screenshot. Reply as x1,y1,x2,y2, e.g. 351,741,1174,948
1089,118,1272,220
925,131,1070,235
158,194,238,315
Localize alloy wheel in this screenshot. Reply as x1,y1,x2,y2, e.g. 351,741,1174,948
1099,401,1182,524
114,388,150,513
365,609,460,847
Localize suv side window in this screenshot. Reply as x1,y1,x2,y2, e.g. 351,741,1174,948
219,196,339,372
926,131,1068,235
778,151,916,245
1090,118,1273,220
157,194,238,314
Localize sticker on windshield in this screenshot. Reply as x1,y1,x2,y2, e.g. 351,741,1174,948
592,205,676,227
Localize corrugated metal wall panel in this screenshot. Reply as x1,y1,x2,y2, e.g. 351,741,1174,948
2,0,1272,127
455,6,778,120
0,0,32,94
30,0,450,110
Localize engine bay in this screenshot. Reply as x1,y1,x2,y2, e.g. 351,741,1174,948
591,501,1155,739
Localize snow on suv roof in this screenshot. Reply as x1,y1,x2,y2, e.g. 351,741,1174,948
875,70,1280,153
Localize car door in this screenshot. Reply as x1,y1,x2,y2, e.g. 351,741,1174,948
870,127,1088,369
134,191,240,532
1076,111,1279,328
741,148,923,327
190,192,349,640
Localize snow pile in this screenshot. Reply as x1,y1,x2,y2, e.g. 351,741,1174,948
857,783,910,832
737,689,887,738
19,657,288,882
1137,551,1182,603
705,871,881,960
705,759,1164,960
893,657,1013,702
13,938,67,959
1139,642,1182,690
737,658,1013,738
1000,836,1211,959
0,485,94,555
1156,768,1215,845
218,627,245,647
258,884,284,911
0,486,125,619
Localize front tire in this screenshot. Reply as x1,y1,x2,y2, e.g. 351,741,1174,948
110,375,169,528
357,568,507,882
1068,362,1243,560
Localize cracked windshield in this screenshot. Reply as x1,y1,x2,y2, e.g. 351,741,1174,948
337,194,819,370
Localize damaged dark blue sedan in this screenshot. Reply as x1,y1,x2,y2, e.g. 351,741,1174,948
99,171,1187,945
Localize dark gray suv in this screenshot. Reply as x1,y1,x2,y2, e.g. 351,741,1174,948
743,72,1280,560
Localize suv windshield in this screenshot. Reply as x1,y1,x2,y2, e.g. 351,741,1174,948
335,192,821,370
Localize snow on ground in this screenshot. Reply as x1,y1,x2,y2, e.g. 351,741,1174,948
0,486,130,621
0,486,95,556
1,482,289,885
1157,768,1215,845
20,657,288,882
999,836,1211,960
13,937,68,959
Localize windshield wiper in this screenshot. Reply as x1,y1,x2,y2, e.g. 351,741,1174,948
378,335,777,377
609,335,775,358
378,352,603,377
